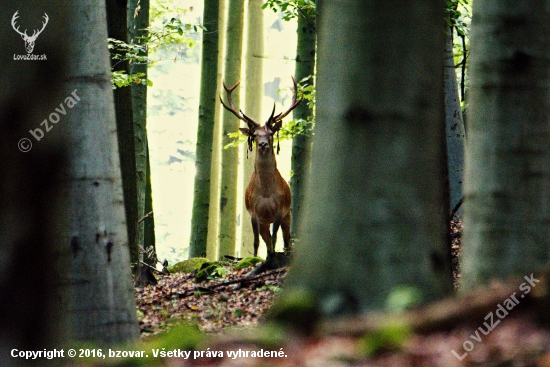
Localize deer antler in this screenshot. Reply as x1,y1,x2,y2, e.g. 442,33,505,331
268,76,303,132
219,81,260,131
30,13,49,40
11,11,26,38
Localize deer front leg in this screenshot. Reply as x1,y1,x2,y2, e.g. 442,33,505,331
251,217,260,257
259,223,273,255
281,213,291,255
271,213,282,252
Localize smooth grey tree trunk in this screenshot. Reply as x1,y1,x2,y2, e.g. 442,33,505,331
279,0,453,316
461,1,550,290
60,0,140,344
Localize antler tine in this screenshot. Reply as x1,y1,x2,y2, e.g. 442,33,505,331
219,80,260,129
11,11,26,37
273,76,303,122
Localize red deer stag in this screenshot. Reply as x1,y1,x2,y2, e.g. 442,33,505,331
220,77,302,257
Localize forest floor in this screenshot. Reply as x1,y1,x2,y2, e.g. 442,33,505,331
129,220,550,367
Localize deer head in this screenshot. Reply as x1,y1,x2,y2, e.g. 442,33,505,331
11,11,49,54
219,76,302,156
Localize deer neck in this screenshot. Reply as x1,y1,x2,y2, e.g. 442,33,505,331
254,147,278,185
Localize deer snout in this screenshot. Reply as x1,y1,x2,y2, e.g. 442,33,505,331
258,141,268,150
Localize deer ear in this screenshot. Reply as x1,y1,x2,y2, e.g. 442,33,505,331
271,121,282,132
239,127,251,136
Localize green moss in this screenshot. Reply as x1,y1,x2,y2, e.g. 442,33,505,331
234,256,264,270
167,257,209,274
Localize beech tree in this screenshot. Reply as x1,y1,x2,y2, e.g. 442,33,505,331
278,0,453,318
59,0,139,344
190,0,221,258
218,0,246,258
106,0,139,264
461,1,550,289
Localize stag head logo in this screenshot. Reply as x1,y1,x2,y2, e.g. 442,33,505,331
11,10,49,54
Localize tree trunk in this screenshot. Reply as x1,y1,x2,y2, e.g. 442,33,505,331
206,0,228,260
241,0,264,257
144,140,156,258
0,3,70,365
190,0,221,258
106,0,139,265
460,1,550,290
444,26,465,218
278,0,453,318
290,4,316,241
128,0,150,264
218,0,245,259
61,0,140,344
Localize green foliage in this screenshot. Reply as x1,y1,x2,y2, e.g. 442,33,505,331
262,0,316,21
109,0,203,89
195,261,229,282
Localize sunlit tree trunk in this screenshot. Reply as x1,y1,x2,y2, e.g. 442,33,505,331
144,141,156,256
218,0,245,259
241,0,264,257
206,0,228,260
444,26,465,217
190,0,221,258
461,1,550,290
278,0,452,318
0,3,70,364
290,4,316,241
60,0,140,344
106,0,139,265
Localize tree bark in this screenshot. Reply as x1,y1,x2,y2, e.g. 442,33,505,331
218,0,246,259
444,26,465,218
106,0,139,265
190,0,221,258
279,0,453,317
290,3,316,241
461,1,550,290
61,0,140,344
128,0,151,264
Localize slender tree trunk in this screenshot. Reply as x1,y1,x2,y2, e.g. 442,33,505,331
278,0,452,318
290,4,316,241
190,0,221,258
61,0,140,344
128,0,150,264
106,0,139,265
206,0,228,260
461,1,550,290
143,140,156,257
0,3,70,364
444,26,465,218
241,0,264,257
218,0,245,259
